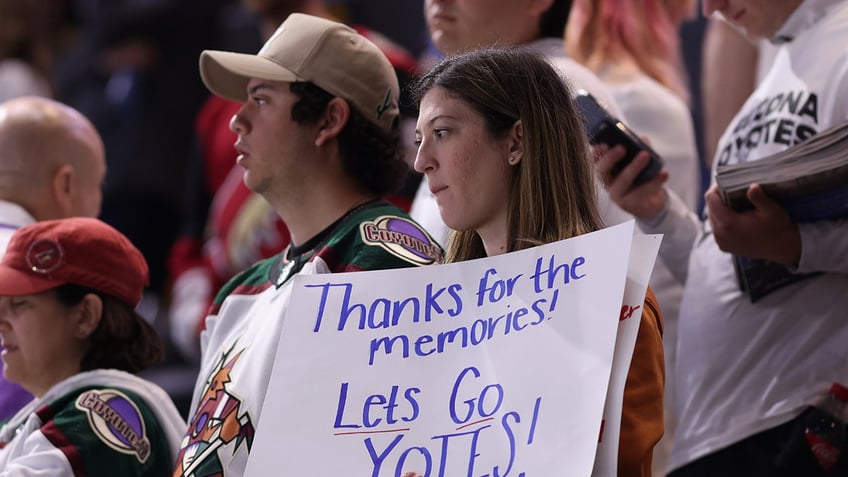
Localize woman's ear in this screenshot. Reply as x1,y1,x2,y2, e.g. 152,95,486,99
74,293,103,340
315,97,351,147
507,120,524,165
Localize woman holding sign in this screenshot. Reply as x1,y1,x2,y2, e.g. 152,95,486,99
413,47,664,476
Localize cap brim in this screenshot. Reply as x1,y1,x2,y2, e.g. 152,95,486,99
199,50,301,102
0,265,64,297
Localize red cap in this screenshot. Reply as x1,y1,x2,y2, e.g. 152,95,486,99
0,218,149,306
831,383,848,402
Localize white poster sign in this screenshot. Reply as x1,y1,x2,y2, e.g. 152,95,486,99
592,233,662,476
247,221,658,476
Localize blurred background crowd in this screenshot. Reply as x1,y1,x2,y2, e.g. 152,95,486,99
0,0,434,412
0,0,737,416
0,0,719,416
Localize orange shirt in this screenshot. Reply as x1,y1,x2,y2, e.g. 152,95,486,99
619,287,665,477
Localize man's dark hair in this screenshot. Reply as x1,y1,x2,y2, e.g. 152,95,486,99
540,0,574,39
289,82,408,197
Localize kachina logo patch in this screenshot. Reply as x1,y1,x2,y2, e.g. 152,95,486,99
174,346,255,477
360,216,442,265
75,389,151,463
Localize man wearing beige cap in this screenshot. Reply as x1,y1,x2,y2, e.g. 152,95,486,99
172,13,442,477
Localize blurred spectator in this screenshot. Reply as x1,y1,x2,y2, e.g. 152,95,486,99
565,2,700,473
0,96,106,423
329,0,429,59
53,0,220,299
0,0,52,101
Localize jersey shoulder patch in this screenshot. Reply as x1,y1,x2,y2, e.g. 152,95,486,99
359,215,442,265
74,389,151,463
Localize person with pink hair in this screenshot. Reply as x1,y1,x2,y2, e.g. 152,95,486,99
566,2,699,474
567,0,695,97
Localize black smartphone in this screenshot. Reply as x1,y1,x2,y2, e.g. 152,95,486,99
573,89,663,186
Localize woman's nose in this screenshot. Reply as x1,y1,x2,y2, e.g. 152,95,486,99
414,140,435,174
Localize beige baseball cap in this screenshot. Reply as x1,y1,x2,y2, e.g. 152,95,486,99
199,13,400,132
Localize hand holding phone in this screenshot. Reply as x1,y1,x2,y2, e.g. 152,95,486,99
574,89,664,186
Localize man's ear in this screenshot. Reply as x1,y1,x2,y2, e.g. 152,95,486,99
315,97,350,147
51,164,75,216
507,120,524,165
73,293,103,340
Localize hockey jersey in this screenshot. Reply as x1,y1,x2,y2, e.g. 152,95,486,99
173,201,442,477
0,369,185,476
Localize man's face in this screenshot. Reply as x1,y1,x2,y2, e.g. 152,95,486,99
424,0,541,55
229,79,317,203
702,0,803,39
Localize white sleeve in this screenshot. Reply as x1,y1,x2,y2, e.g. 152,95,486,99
794,53,848,274
0,431,75,477
636,188,702,283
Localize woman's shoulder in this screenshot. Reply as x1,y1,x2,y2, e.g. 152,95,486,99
642,286,664,336
38,381,176,475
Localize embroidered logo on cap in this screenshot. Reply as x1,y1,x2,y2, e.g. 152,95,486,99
360,216,442,265
376,88,393,120
25,239,64,274
75,389,151,463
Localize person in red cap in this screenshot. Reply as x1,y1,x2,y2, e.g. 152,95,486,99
0,217,185,476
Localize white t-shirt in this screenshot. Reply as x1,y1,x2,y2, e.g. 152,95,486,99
639,0,848,470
